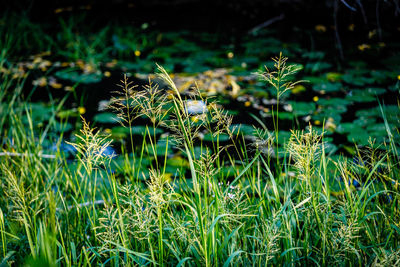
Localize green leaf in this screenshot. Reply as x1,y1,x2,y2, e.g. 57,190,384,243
202,133,230,142
312,82,342,93
223,250,244,267
94,112,121,124
288,102,316,116
55,69,102,84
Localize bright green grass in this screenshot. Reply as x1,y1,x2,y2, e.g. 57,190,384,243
1,58,400,267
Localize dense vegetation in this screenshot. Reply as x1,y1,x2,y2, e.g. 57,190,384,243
1,10,400,266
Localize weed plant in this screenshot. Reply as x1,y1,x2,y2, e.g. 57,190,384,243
1,56,400,266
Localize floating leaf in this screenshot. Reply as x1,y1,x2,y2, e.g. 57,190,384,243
52,121,73,132
277,131,291,145
146,139,172,156
111,126,163,138
278,112,294,120
202,133,230,142
305,62,332,73
318,98,351,106
230,124,256,136
288,101,316,116
55,69,102,84
93,112,121,124
217,165,243,177
345,90,376,102
57,109,79,119
166,155,189,168
342,73,374,86
347,129,370,145
302,51,325,60
325,72,342,82
313,82,342,93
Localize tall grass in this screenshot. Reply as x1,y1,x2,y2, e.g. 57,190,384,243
0,56,399,266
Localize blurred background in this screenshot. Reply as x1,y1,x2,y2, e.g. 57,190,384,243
1,0,400,156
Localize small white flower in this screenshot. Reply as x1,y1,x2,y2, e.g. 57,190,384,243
185,100,207,115
283,104,293,112
303,115,311,122
98,100,109,111
227,193,236,199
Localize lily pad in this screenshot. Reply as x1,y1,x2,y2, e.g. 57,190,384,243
146,139,172,157
202,133,230,142
319,104,347,115
278,112,294,120
94,112,121,124
288,101,316,116
312,82,342,93
217,165,243,177
325,72,342,82
345,90,376,103
277,131,291,145
305,62,332,73
52,121,73,133
230,124,256,136
112,126,163,137
166,155,189,168
302,51,325,60
336,120,368,134
55,69,102,84
57,109,79,119
342,73,374,86
347,129,371,145
318,98,351,106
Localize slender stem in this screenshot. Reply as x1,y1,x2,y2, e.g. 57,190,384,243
158,206,164,267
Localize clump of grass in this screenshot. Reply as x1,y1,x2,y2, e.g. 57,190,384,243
67,117,114,175
287,126,322,182
258,52,304,164
1,54,400,266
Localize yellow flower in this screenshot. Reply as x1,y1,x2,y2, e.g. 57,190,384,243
314,120,321,125
244,101,251,107
326,72,342,82
227,52,234,59
106,59,118,68
50,82,62,89
33,77,47,87
191,116,199,123
358,44,371,51
315,25,327,32
325,117,336,131
134,50,141,57
397,75,400,80
313,96,319,102
292,85,306,94
368,30,376,39
104,71,111,77
83,64,95,73
78,107,86,114
163,173,173,182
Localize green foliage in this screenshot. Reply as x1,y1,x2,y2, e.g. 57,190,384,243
1,57,400,266
1,12,400,263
